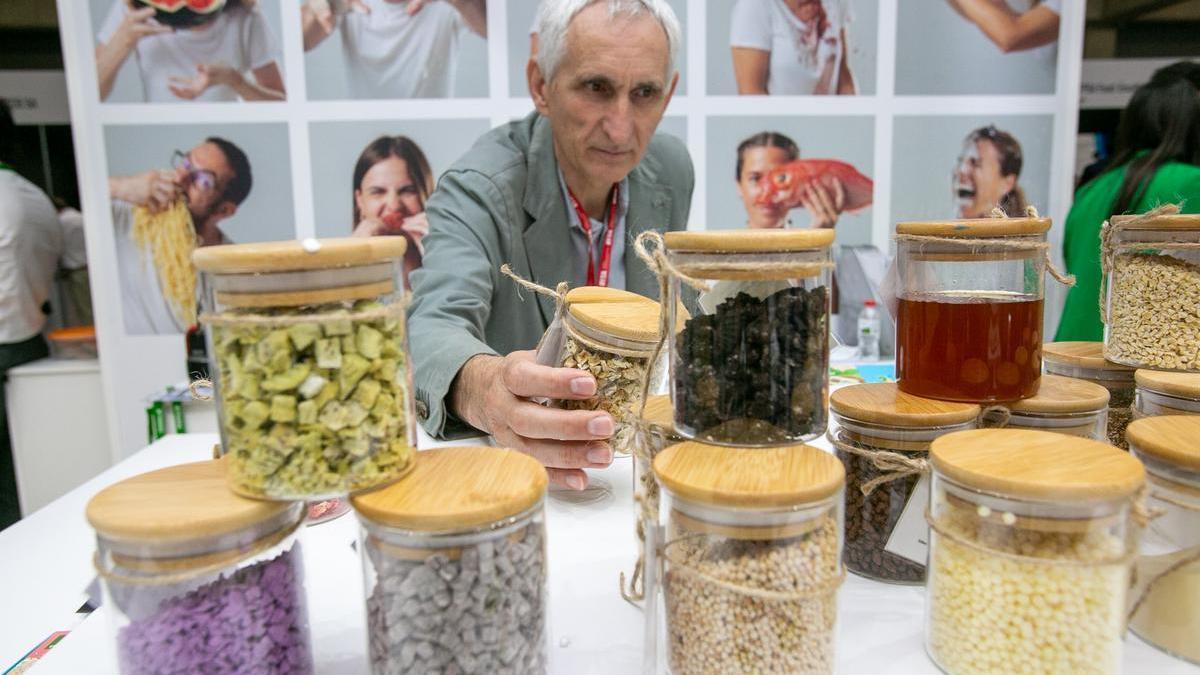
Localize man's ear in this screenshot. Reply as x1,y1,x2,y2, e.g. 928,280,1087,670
528,58,552,116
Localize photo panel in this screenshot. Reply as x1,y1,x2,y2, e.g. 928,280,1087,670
104,122,295,335
707,0,879,96
506,0,688,97
706,114,875,245
89,0,288,103
895,1,1061,95
302,0,489,100
890,114,1054,223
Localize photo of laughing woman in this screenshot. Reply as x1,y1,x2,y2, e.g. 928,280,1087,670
952,125,1028,218
349,135,433,287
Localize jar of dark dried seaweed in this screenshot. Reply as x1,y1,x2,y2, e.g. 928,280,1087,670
1042,342,1136,449
665,229,834,446
829,383,979,584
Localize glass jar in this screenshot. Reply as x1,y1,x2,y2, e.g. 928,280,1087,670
654,441,845,674
1102,213,1200,371
829,383,979,584
1126,416,1200,665
1043,341,1136,448
1134,369,1200,418
894,217,1050,403
925,429,1144,675
86,460,312,675
632,395,678,590
193,238,416,500
664,229,834,445
1001,373,1110,440
351,446,548,675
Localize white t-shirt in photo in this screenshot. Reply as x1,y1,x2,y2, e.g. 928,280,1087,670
97,1,281,103
338,0,466,99
111,200,185,335
730,0,851,95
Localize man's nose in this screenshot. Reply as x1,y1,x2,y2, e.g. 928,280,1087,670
601,98,635,148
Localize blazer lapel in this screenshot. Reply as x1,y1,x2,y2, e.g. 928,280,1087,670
521,116,574,326
624,170,674,301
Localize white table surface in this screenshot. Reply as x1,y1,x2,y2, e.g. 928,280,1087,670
1,429,1196,674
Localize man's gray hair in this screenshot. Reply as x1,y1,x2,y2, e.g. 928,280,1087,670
534,0,682,83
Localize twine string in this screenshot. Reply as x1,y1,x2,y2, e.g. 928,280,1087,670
1097,203,1184,323
825,429,928,496
662,533,846,602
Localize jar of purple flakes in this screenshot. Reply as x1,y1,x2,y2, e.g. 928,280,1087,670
86,459,313,675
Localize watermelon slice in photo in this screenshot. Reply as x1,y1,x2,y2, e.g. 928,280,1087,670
136,0,226,28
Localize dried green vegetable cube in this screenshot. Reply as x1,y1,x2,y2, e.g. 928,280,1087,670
324,319,353,336
319,400,350,431
356,325,384,359
298,373,328,399
312,380,339,411
297,400,318,425
353,379,382,409
262,363,312,392
339,354,371,399
288,323,322,351
239,400,270,428
344,401,370,427
372,392,396,419
270,395,298,423
316,338,342,369
257,331,293,374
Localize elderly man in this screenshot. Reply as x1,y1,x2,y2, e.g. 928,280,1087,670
408,0,691,489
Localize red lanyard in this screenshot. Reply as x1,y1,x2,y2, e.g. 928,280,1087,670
566,183,620,287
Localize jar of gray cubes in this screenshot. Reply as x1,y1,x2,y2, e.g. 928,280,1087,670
350,446,549,675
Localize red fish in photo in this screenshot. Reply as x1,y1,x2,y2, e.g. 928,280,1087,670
755,159,874,212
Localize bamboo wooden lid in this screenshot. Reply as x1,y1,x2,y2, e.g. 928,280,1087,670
665,228,835,252
86,459,295,544
351,447,547,531
1007,374,1110,414
895,217,1050,237
193,237,406,274
1135,369,1200,398
830,383,980,427
643,395,675,432
1111,213,1200,231
563,287,646,305
567,296,661,343
930,429,1145,501
1126,416,1200,472
653,441,844,508
1042,342,1135,373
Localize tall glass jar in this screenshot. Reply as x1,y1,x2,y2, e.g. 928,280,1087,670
1126,416,1200,664
829,383,979,584
664,229,834,445
86,460,312,675
351,446,549,675
1043,341,1136,448
1001,373,1110,440
1102,213,1200,371
654,441,845,674
894,217,1050,403
633,395,679,673
925,429,1144,675
193,238,416,500
1134,370,1200,418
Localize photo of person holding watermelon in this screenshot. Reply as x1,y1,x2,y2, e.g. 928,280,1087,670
94,0,286,103
348,135,433,287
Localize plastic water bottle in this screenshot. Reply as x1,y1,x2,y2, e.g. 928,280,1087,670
857,300,880,360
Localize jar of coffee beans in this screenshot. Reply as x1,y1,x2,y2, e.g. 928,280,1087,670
1042,342,1136,449
829,383,979,584
653,440,845,674
1001,373,1110,441
1134,370,1200,418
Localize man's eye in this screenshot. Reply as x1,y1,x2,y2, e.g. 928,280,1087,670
586,81,606,93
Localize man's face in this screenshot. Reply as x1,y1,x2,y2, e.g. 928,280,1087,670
737,146,793,229
953,139,1014,218
176,141,236,223
531,3,677,189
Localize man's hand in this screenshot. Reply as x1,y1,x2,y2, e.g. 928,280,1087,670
799,178,846,229
109,170,178,212
452,351,616,490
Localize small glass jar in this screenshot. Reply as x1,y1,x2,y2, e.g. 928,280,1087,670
654,441,845,674
894,218,1050,403
1134,369,1200,418
193,238,416,500
925,429,1144,675
830,383,979,584
665,229,834,445
86,460,312,675
633,394,679,587
1043,341,1136,448
351,446,549,675
1001,373,1110,440
1103,213,1200,371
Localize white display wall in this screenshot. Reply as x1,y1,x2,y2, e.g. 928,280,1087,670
56,0,1085,457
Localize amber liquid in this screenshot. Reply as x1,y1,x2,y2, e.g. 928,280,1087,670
896,295,1043,402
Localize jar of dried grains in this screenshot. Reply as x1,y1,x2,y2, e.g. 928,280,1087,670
829,383,980,584
999,373,1111,440
664,229,834,445
925,429,1145,675
1042,341,1136,449
1134,370,1200,418
86,460,312,675
351,446,549,675
194,238,415,500
1126,416,1200,665
654,441,845,674
1102,213,1200,371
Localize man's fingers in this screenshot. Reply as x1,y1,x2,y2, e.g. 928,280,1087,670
502,357,597,400
505,400,613,441
547,468,589,491
492,426,613,468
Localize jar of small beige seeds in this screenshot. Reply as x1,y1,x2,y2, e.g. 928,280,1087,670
1134,369,1200,418
653,441,845,675
926,429,1145,675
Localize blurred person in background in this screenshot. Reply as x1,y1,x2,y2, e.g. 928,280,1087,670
735,131,845,229
1056,61,1200,341
730,0,857,95
349,135,434,286
953,125,1028,218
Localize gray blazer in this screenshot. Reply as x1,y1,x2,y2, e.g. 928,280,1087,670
407,112,695,437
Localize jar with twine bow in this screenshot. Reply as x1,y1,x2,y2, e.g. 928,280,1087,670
1126,416,1200,665
85,459,313,675
924,428,1149,675
192,238,416,501
1100,206,1200,372
893,207,1074,404
1133,369,1200,419
652,440,846,675
619,394,679,607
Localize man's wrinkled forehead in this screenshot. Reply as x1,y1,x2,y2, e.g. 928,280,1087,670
559,3,671,82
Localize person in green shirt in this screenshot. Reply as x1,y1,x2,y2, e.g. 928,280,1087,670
1056,61,1200,341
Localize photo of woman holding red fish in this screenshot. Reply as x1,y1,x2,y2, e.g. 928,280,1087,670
349,135,433,286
